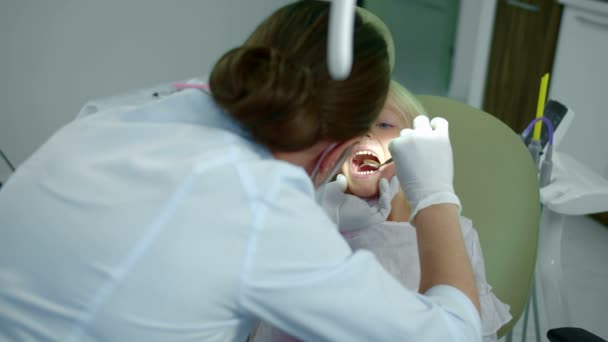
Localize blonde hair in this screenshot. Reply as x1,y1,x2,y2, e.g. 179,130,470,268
386,80,426,128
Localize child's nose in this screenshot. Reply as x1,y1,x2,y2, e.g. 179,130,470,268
364,131,379,140
359,133,373,143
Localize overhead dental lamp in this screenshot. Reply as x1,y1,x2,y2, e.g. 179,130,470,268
328,0,356,80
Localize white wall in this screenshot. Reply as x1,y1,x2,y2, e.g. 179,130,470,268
0,0,291,174
448,0,497,108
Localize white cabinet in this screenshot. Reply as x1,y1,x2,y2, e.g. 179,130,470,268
539,1,608,338
550,0,608,178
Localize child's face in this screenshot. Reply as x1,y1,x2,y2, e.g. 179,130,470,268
341,97,408,198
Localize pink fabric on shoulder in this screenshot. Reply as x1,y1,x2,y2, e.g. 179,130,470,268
172,83,210,90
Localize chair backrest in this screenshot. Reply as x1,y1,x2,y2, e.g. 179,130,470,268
418,95,541,336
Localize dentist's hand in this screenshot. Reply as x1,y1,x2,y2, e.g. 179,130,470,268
316,174,400,232
388,116,461,222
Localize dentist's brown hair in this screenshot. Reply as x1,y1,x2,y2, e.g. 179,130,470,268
209,0,390,152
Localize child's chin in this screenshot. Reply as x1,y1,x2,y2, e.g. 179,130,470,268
347,182,380,199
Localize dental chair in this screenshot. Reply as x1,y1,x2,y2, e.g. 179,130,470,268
418,95,540,339
418,96,607,342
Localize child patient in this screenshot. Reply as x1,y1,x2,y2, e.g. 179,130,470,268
251,81,512,342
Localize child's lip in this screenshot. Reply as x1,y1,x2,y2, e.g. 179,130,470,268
349,169,381,179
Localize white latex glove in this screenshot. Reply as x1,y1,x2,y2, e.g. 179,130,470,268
388,116,461,222
315,174,401,232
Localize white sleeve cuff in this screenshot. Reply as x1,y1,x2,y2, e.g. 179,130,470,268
408,192,462,223
425,285,482,342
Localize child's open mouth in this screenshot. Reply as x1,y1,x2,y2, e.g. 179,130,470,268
351,150,381,175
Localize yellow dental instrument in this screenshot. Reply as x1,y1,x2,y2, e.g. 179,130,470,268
533,73,550,141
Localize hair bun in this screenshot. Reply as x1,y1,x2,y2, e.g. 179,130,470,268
210,46,320,151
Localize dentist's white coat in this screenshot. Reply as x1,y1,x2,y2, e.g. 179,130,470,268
0,89,481,341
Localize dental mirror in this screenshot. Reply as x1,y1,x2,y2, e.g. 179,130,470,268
362,157,393,169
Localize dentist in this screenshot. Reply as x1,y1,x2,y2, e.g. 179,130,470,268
0,1,480,341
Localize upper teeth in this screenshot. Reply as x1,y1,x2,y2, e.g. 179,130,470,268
355,151,377,158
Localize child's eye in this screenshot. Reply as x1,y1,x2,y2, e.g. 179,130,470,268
377,122,394,129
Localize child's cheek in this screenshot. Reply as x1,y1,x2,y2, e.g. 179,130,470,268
382,163,396,180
